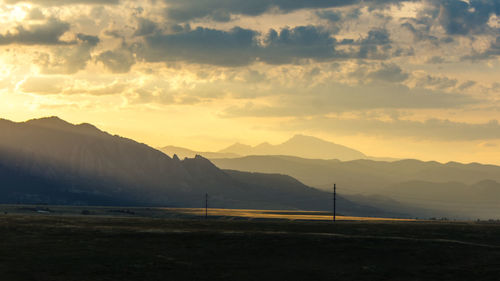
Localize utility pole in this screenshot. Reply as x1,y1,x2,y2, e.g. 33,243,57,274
333,183,336,223
205,193,208,219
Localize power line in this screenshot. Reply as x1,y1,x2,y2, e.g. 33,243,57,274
333,183,336,223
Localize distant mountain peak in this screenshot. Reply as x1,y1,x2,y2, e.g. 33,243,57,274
286,134,329,144
218,142,253,154
225,142,251,149
75,123,105,134
25,116,71,127
291,133,312,139
254,142,272,149
23,116,105,136
216,134,366,161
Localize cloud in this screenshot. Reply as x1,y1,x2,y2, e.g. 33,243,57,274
136,25,403,67
133,18,159,37
162,0,411,23
462,36,500,60
138,26,259,66
4,0,119,6
357,29,392,59
401,22,440,44
435,0,500,36
316,10,342,22
478,142,497,148
222,82,476,117
20,76,64,94
0,18,72,45
403,0,499,43
415,75,457,90
366,63,409,83
65,82,127,96
259,25,337,64
458,80,476,90
426,56,446,64
20,76,127,96
27,8,45,20
349,63,409,83
163,0,355,23
281,117,500,141
97,48,135,73
35,34,100,74
339,28,397,59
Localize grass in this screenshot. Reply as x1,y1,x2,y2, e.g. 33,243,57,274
166,207,416,221
0,205,499,281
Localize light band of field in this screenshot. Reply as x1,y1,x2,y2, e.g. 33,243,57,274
164,208,414,221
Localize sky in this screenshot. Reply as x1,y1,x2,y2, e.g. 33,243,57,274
0,0,500,164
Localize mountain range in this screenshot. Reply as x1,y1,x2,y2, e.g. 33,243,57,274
160,134,398,161
210,155,500,219
0,117,394,217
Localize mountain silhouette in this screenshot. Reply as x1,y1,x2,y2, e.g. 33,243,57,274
211,155,500,219
0,117,394,216
216,134,367,161
159,145,239,159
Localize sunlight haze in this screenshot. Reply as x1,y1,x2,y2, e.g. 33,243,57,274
1,0,500,164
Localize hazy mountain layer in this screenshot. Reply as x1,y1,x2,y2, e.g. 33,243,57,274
159,145,240,159
211,155,500,219
218,134,367,161
160,136,401,162
0,117,394,216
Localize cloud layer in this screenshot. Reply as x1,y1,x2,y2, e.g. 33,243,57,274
1,0,499,151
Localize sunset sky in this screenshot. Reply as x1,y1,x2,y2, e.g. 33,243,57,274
1,0,500,164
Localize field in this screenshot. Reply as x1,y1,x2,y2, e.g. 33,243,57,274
1,205,500,281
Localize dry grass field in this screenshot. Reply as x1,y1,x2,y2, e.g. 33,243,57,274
163,207,416,221
0,205,499,281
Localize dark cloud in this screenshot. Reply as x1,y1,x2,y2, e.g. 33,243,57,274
406,0,499,39
401,22,440,44
138,25,339,66
401,0,499,52
134,18,159,37
458,80,477,90
356,29,394,59
4,0,119,5
339,29,396,59
462,36,500,60
366,63,409,83
281,117,500,141
27,8,45,20
316,10,342,22
435,0,500,36
315,10,344,34
136,25,402,67
0,18,72,45
259,26,337,64
163,0,408,23
76,33,99,46
138,26,259,66
97,48,135,73
36,33,100,74
362,29,391,45
104,29,124,39
349,63,409,83
416,75,457,90
426,56,446,64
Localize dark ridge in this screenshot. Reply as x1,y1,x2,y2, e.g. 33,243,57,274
0,116,392,216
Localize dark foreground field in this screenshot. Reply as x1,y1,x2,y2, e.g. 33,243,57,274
1,208,500,281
